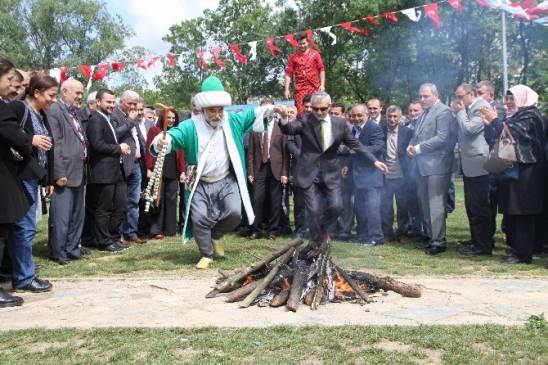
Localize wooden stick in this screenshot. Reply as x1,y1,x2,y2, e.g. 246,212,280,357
311,242,331,310
334,265,371,303
239,247,296,308
153,103,173,208
205,238,302,298
347,271,422,298
286,260,309,312
225,280,260,303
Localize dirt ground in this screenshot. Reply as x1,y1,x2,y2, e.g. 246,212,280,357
1,274,547,330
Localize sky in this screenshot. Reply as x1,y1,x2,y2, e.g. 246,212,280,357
106,0,221,55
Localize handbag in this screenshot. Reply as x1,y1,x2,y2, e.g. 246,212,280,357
483,122,517,174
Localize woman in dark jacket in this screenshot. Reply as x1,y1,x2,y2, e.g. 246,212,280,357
145,108,186,240
482,85,545,264
8,74,58,291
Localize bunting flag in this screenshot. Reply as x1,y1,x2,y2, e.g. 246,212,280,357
211,47,226,69
229,44,248,65
484,0,502,8
340,22,369,36
111,62,124,71
147,57,160,68
500,2,530,18
381,12,398,22
197,50,206,69
37,70,46,75
178,52,185,69
424,3,443,28
78,65,92,79
319,26,337,45
60,66,69,84
402,8,422,21
283,33,298,47
449,0,463,12
92,63,109,80
137,58,149,70
85,65,95,91
476,0,492,8
305,30,321,52
49,68,61,83
265,37,282,58
166,53,175,67
248,41,258,61
362,16,380,24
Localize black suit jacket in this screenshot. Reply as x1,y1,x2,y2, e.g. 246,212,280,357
382,125,413,177
279,114,378,189
111,107,145,178
347,120,385,189
87,113,122,184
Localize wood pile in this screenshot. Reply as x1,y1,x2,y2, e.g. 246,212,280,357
206,238,421,311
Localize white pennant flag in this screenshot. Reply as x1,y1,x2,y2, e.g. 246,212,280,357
248,41,258,61
49,68,61,83
401,8,422,22
319,26,337,45
86,65,96,91
178,52,185,69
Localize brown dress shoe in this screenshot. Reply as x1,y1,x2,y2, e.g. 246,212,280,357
119,238,130,245
398,236,408,244
130,236,148,243
268,233,276,240
458,239,473,246
321,233,331,244
247,232,262,240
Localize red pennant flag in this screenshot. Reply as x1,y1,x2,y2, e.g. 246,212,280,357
28,70,36,76
362,16,380,25
229,44,248,65
111,62,124,71
211,48,226,70
92,63,109,80
78,65,92,78
449,0,463,12
37,70,47,75
424,3,443,29
166,53,175,67
305,30,321,52
340,22,369,36
381,12,398,22
137,59,148,70
147,57,159,68
475,0,492,8
197,50,206,69
60,66,69,85
283,34,298,47
265,37,283,58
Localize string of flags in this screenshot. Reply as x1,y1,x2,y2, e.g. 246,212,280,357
30,0,548,90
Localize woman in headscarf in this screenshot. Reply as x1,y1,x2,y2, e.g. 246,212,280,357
145,108,186,240
481,85,544,264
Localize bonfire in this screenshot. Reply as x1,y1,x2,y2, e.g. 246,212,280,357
206,238,421,311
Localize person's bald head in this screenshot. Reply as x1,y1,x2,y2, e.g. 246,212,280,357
61,79,84,108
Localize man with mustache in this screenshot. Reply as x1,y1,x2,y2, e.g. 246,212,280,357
150,76,287,269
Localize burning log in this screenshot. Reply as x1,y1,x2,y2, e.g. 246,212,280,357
270,277,291,307
225,280,260,303
206,238,302,298
311,242,331,310
347,271,422,298
286,260,310,312
239,247,297,308
334,265,371,303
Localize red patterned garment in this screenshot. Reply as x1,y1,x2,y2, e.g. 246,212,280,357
285,49,325,116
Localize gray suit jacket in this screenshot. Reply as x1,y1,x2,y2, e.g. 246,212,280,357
409,100,457,176
456,97,491,177
111,106,145,178
45,101,88,187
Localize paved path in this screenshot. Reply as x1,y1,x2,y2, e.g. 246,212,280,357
1,276,547,330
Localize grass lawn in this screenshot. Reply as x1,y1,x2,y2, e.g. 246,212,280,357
30,179,548,278
1,325,547,364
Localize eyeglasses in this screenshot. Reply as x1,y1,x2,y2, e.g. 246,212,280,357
455,92,470,100
312,107,329,112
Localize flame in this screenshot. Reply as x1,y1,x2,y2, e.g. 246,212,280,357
273,277,291,291
333,270,365,300
242,276,253,286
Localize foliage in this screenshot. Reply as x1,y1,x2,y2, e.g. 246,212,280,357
526,313,547,331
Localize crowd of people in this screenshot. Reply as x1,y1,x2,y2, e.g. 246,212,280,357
1,39,547,309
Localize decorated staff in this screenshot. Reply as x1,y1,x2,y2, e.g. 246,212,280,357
143,103,172,212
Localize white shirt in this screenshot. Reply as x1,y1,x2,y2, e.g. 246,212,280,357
197,116,231,179
138,119,148,141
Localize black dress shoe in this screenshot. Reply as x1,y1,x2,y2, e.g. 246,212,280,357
247,232,262,240
426,246,446,255
360,241,383,247
50,258,72,266
459,246,492,256
416,243,432,250
0,273,11,283
0,288,23,308
501,254,531,264
100,244,125,252
80,247,91,255
14,277,53,293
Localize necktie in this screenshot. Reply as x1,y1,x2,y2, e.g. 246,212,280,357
261,130,269,163
320,119,326,152
353,126,361,138
66,109,87,160
417,110,429,130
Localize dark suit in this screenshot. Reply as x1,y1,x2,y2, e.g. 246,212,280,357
86,112,127,248
77,107,93,131
372,116,387,129
279,113,379,243
247,121,289,235
111,107,145,240
381,125,413,240
45,101,89,261
408,100,457,248
347,120,385,244
287,134,308,237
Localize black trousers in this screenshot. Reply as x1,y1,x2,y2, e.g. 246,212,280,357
0,224,14,271
81,184,97,247
251,162,282,234
94,179,127,247
150,178,178,236
302,171,343,243
463,174,493,253
506,214,537,263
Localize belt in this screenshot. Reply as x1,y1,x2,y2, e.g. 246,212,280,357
200,171,230,183
134,158,142,163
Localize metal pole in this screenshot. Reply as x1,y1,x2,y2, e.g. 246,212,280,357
502,11,508,95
